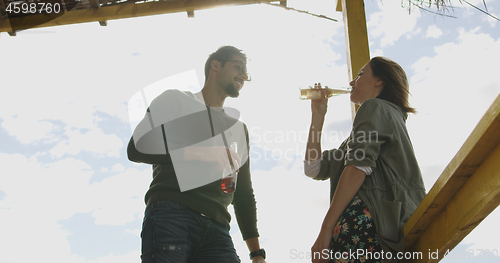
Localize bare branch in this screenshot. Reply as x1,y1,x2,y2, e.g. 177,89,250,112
460,0,499,21
264,3,338,22
408,0,457,18
403,0,498,22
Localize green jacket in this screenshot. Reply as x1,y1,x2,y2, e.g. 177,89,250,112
316,98,426,253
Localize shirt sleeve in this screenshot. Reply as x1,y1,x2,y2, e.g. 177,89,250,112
232,124,259,240
128,90,180,158
304,159,321,178
314,139,349,181
344,99,394,169
354,166,373,175
304,157,372,178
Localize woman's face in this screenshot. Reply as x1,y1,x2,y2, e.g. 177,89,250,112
349,62,384,105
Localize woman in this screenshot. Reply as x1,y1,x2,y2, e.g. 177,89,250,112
304,57,426,263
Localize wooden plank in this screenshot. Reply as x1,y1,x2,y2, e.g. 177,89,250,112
88,0,101,9
0,0,14,35
338,0,369,119
405,143,500,262
335,0,341,12
403,93,500,262
0,0,276,33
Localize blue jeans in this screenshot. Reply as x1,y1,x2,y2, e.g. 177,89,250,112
141,200,241,263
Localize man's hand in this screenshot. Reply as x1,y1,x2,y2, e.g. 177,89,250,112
246,237,266,263
252,256,267,263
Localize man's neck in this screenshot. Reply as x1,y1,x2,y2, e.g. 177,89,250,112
201,86,226,108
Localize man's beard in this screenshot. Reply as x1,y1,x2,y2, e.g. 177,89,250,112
224,83,240,98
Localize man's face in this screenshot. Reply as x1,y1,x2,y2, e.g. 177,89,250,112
217,55,248,98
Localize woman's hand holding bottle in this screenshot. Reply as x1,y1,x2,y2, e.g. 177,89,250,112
310,83,329,117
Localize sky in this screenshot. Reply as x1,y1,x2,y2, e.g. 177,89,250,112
0,0,499,262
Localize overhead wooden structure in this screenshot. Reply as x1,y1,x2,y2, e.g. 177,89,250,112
0,0,282,35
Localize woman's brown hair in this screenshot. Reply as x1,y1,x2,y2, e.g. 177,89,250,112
369,56,416,114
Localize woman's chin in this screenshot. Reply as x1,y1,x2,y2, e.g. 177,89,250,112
349,95,359,105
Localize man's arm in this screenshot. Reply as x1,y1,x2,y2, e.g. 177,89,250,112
127,136,171,165
246,237,266,263
232,124,266,262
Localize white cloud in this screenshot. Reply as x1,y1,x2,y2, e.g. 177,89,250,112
0,208,87,263
371,49,384,58
1,117,54,144
125,228,141,236
90,167,151,226
459,0,498,27
485,11,499,27
112,163,126,172
49,126,123,158
0,152,150,261
409,27,500,168
230,159,331,263
0,89,124,158
0,154,91,262
0,154,95,218
426,25,443,38
86,250,140,263
368,0,421,47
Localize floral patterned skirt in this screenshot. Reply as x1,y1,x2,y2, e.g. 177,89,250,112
329,195,390,263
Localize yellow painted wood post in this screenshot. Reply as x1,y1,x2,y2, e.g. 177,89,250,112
336,0,370,119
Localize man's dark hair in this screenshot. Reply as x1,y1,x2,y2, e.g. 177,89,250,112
204,46,247,83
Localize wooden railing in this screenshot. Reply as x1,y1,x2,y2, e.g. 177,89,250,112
402,93,500,262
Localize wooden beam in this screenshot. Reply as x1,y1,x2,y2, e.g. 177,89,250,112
403,93,500,262
86,0,108,25
0,0,14,35
335,0,342,12
337,0,370,119
0,0,276,33
88,0,101,9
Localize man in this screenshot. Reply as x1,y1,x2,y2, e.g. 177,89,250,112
128,46,267,263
